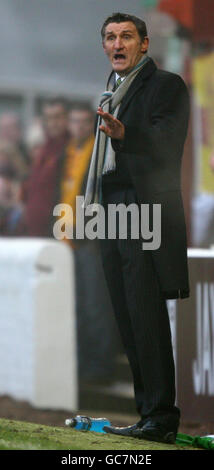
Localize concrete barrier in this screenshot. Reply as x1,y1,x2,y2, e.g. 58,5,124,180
0,238,78,411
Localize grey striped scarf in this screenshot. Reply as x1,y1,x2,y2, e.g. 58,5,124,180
83,54,150,208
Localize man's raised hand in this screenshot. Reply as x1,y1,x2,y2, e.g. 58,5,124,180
97,107,125,140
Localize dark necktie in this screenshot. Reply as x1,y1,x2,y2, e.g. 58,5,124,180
115,77,122,89
113,77,122,91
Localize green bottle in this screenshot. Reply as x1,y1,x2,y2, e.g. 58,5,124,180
176,432,214,450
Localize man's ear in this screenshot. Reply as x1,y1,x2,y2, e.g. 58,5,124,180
102,40,107,53
141,37,149,54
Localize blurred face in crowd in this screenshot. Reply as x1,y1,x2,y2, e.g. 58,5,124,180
25,119,45,162
42,103,68,139
102,21,149,76
29,143,44,162
69,109,94,145
0,176,19,209
0,113,22,144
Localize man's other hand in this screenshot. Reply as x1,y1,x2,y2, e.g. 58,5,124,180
97,107,125,140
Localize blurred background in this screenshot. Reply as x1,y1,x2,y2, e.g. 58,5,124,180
0,0,213,245
0,0,214,435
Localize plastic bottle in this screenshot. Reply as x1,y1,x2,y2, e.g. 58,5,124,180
65,415,111,433
176,432,214,449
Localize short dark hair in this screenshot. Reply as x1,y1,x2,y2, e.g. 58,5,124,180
101,12,147,42
70,101,94,114
42,96,70,112
69,101,95,119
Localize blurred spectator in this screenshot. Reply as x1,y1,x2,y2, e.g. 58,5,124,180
59,101,118,384
0,140,28,181
191,192,214,247
20,96,70,236
25,118,45,164
60,102,95,230
191,150,214,248
0,166,23,235
0,112,30,168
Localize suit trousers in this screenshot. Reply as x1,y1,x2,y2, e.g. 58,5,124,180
99,184,180,421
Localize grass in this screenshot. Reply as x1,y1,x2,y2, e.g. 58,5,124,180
0,418,200,450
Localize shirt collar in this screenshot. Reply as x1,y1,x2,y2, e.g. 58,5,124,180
115,73,126,82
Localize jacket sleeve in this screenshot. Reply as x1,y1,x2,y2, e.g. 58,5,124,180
111,74,190,159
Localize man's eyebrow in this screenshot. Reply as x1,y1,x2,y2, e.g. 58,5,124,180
106,30,134,35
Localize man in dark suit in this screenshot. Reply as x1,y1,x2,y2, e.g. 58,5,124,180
85,12,190,444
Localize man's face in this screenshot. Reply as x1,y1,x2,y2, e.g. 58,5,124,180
0,114,21,143
43,104,68,139
102,21,149,76
69,110,94,143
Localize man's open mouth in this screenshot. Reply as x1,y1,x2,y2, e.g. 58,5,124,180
113,54,126,60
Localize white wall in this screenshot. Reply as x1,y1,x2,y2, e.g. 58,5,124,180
0,238,78,411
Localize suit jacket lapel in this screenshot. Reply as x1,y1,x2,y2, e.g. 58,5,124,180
117,58,157,120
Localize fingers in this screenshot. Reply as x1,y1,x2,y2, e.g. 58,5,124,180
97,107,124,138
99,121,116,134
99,114,120,130
97,107,115,122
97,107,122,127
99,125,110,135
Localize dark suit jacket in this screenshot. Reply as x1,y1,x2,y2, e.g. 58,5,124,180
110,57,190,299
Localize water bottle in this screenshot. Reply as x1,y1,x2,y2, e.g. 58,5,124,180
176,432,214,449
65,415,111,433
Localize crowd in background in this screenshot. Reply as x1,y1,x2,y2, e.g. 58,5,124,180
1,98,213,245
0,98,93,237
0,98,120,384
